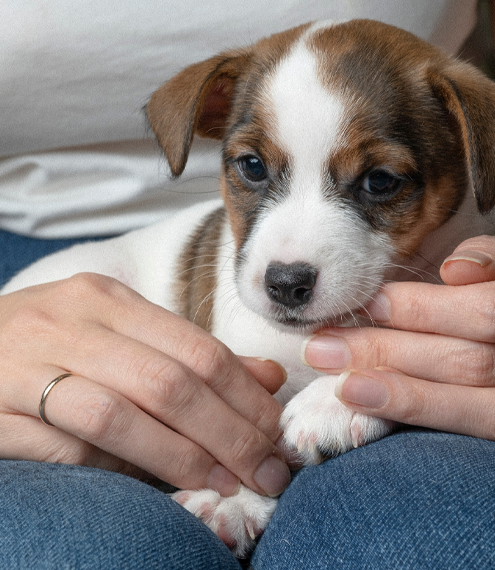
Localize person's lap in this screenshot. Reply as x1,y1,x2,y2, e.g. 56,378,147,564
2,229,494,568
0,459,242,569
2,429,495,568
253,428,495,569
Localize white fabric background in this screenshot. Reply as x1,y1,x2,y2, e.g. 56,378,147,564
0,0,479,237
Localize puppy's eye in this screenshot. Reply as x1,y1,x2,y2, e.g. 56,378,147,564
362,170,402,196
236,156,268,187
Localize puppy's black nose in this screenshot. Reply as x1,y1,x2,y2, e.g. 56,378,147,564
264,262,318,309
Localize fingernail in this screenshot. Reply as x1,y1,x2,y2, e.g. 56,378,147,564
441,251,492,268
301,334,351,370
254,358,288,384
254,456,291,497
207,464,240,497
335,371,388,409
366,292,391,322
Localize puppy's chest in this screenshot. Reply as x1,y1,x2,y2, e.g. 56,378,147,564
174,210,320,403
213,299,321,405
170,199,378,403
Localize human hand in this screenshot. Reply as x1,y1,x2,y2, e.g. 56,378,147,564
0,273,290,497
301,236,495,440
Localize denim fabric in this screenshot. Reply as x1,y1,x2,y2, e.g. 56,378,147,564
0,460,242,570
2,229,495,568
252,429,495,569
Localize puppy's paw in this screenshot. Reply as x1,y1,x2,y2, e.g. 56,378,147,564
172,485,277,557
281,375,396,464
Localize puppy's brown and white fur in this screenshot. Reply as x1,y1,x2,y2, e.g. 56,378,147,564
4,20,495,555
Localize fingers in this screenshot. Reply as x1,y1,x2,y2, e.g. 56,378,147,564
238,357,287,396
0,412,150,481
0,275,291,496
302,326,495,387
302,236,495,441
19,359,288,496
31,273,284,444
302,237,495,385
362,280,495,344
55,323,289,495
354,236,495,343
38,370,288,496
7,371,240,494
335,368,495,441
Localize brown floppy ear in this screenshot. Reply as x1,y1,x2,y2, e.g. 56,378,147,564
428,62,495,214
146,50,251,178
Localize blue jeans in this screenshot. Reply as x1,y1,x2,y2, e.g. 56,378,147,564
2,430,495,569
2,229,495,568
252,429,495,569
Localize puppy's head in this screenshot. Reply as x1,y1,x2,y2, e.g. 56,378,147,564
147,20,495,331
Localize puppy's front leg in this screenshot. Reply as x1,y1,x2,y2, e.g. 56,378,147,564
172,485,277,557
281,376,397,464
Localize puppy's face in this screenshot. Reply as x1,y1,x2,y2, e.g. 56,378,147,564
148,20,495,332
221,21,468,330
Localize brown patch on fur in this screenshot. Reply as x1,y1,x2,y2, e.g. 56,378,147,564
147,23,309,179
393,175,465,254
307,20,491,255
148,19,495,268
328,112,467,256
427,62,495,213
216,27,318,251
173,207,226,332
147,52,252,177
221,130,290,250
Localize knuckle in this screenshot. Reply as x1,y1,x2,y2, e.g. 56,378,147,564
44,440,94,466
457,344,495,385
228,430,263,468
405,293,424,325
60,272,117,302
182,336,233,385
358,332,386,368
474,292,495,342
57,273,133,316
249,398,283,439
172,445,204,485
3,304,57,337
395,384,428,423
137,357,199,418
74,391,124,443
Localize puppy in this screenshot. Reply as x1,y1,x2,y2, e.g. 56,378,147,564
4,19,495,556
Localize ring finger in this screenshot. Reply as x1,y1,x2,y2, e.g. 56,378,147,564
8,368,238,494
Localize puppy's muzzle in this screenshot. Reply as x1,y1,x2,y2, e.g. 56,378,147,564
264,262,318,309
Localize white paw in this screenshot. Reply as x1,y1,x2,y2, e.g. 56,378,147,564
281,375,396,464
172,485,277,557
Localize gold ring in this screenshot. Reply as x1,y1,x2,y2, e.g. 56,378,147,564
39,373,73,426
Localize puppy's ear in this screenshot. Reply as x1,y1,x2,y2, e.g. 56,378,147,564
147,50,251,177
428,62,495,213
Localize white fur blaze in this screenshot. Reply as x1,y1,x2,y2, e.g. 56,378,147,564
235,37,394,328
